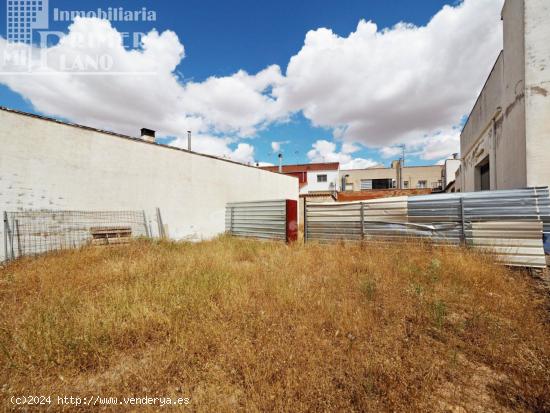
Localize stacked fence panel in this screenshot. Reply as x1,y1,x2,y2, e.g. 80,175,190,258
465,221,546,267
305,187,550,268
225,200,287,241
3,210,148,260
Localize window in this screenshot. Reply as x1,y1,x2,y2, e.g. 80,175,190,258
372,179,393,189
403,181,409,189
360,179,372,190
360,178,392,190
317,174,327,183
417,180,427,189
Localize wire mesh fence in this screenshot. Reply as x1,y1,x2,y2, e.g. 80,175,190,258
3,210,149,261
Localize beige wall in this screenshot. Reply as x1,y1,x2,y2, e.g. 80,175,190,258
342,167,396,191
341,165,442,191
0,109,298,261
401,166,443,189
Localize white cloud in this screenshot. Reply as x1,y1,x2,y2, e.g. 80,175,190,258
0,17,282,159
379,146,403,159
231,143,256,164
169,134,255,164
379,129,460,164
341,142,360,154
0,0,504,164
307,139,377,170
417,132,461,161
274,0,503,148
270,140,290,153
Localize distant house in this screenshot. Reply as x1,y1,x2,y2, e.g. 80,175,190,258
261,162,340,195
341,160,443,192
442,155,461,192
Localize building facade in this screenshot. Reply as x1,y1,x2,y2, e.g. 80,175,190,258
0,107,298,261
261,162,340,195
442,156,461,191
341,161,443,192
458,0,550,192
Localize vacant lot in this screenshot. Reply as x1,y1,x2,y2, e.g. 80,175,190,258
1,237,549,411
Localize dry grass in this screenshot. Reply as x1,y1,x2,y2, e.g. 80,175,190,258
1,237,549,412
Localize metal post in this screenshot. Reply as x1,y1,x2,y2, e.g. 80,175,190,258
3,212,9,262
303,197,307,243
148,220,153,239
8,216,14,261
230,206,234,235
460,197,466,245
142,210,150,238
15,219,22,258
285,200,288,243
156,208,165,238
360,202,365,240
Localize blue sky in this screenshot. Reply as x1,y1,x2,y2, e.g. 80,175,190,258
0,0,503,167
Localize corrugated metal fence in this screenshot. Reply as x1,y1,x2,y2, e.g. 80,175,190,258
225,199,297,242
305,187,550,268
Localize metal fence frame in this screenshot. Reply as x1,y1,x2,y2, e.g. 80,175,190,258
304,187,550,268
226,199,297,242
2,209,152,262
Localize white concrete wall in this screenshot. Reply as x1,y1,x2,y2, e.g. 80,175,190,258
499,0,528,189
0,109,298,261
443,159,461,188
524,0,550,187
305,170,339,192
459,0,550,192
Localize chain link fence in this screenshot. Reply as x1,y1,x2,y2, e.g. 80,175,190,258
3,210,150,261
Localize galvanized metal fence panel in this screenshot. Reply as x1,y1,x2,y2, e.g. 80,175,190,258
305,187,550,268
3,210,149,261
306,202,363,242
465,221,546,267
225,200,287,241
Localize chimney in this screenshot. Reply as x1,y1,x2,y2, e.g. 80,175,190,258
187,130,192,151
278,153,283,173
141,128,156,143
453,152,459,160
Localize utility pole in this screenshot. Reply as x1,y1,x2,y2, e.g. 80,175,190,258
399,144,406,189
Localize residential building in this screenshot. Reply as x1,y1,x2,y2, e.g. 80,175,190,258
261,162,340,195
459,0,550,192
341,161,443,192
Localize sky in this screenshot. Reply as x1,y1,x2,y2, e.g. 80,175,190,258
0,0,504,168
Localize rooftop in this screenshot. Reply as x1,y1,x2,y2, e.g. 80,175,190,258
261,162,340,173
